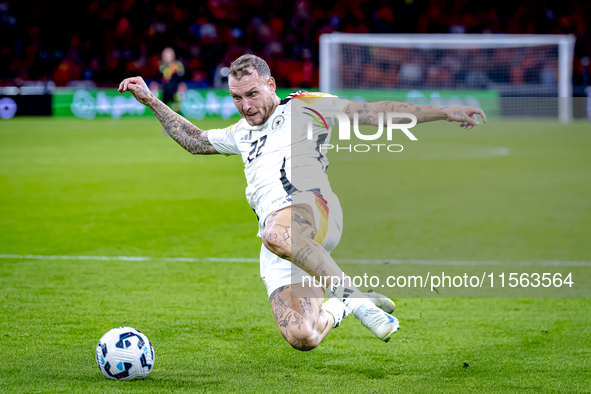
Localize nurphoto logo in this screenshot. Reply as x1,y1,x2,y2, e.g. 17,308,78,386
305,110,418,153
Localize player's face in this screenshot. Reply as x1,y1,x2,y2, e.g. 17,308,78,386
229,70,277,126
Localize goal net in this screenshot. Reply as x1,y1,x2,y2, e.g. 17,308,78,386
320,34,576,123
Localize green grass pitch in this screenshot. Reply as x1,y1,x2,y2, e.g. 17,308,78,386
1,117,590,393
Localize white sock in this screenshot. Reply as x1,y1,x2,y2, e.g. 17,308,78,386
344,296,373,317
328,275,369,313
322,298,351,328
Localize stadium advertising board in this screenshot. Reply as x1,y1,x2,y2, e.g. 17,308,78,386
53,88,159,119
52,88,499,120
53,88,296,120
0,94,52,119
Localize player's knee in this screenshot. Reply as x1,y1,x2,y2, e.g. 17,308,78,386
284,325,319,352
262,226,291,259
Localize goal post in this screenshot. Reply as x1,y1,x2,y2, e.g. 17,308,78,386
320,33,576,123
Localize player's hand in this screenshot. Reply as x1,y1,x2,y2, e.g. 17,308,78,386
441,106,487,130
118,76,154,106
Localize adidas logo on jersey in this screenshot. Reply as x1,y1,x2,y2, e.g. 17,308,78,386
240,130,253,141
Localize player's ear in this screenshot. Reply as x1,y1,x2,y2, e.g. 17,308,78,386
267,77,276,93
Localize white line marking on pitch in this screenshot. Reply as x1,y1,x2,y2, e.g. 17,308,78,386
1,254,590,266
0,254,259,263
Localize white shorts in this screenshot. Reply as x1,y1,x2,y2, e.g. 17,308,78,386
260,191,343,298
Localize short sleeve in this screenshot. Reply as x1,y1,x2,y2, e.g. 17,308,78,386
294,92,349,127
207,126,241,156
314,96,349,127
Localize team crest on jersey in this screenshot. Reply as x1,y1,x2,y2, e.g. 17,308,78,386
272,115,285,130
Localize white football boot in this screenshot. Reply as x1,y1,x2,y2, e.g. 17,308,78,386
364,291,395,314
353,302,400,342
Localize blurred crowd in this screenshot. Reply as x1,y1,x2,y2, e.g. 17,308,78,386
1,0,590,89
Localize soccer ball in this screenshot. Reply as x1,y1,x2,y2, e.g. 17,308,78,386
96,326,155,380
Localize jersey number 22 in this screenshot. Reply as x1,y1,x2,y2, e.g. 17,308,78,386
247,135,267,163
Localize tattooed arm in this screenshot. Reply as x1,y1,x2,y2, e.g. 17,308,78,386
343,101,487,130
118,76,218,154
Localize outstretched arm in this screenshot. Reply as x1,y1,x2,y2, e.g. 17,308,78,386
343,101,487,130
118,76,218,154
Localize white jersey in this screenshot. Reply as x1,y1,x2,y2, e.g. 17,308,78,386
207,91,348,235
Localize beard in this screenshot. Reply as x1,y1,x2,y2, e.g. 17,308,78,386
242,96,277,126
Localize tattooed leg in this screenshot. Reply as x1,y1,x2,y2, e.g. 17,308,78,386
268,284,334,351
262,204,346,282
263,203,399,343
262,203,365,302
